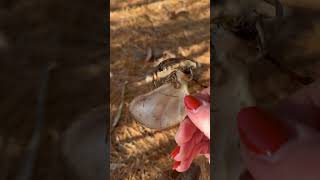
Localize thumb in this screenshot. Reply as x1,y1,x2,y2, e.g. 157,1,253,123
238,106,320,180
184,95,210,139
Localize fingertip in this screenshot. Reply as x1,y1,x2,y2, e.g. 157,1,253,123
170,146,180,159
200,87,210,98
175,117,197,145
237,106,292,156
174,157,193,172
175,141,209,172
240,133,320,180
174,131,203,161
184,95,202,111
187,104,210,139
172,161,181,170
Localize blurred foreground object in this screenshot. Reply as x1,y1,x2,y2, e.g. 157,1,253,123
61,107,107,180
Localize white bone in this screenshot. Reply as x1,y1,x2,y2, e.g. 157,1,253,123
130,71,189,129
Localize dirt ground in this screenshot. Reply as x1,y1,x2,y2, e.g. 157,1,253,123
110,0,210,179
0,0,105,180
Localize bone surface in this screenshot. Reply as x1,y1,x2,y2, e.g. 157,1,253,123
129,71,189,129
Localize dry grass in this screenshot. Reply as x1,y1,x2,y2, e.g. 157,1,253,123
110,0,210,179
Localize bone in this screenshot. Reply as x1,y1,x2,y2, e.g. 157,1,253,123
129,71,189,129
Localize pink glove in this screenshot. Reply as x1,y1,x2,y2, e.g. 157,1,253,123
171,87,210,172
238,81,320,180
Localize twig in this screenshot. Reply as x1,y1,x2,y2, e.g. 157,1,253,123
111,81,128,132
255,20,265,52
263,0,284,17
14,62,54,180
144,47,153,62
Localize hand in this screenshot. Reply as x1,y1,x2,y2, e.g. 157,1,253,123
170,87,210,172
238,80,320,180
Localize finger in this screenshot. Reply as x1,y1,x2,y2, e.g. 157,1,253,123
202,86,210,96
174,130,204,161
199,136,210,162
273,80,320,130
204,153,210,163
184,95,210,138
197,86,210,102
237,107,294,156
196,93,210,103
241,135,320,180
199,135,210,154
175,141,209,172
175,117,198,145
238,106,320,180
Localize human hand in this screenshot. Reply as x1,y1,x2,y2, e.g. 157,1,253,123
238,80,320,180
170,87,210,172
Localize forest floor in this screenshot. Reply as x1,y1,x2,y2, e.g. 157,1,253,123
110,0,210,180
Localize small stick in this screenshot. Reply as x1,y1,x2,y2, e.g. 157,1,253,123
14,62,54,180
144,47,153,62
111,81,128,132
